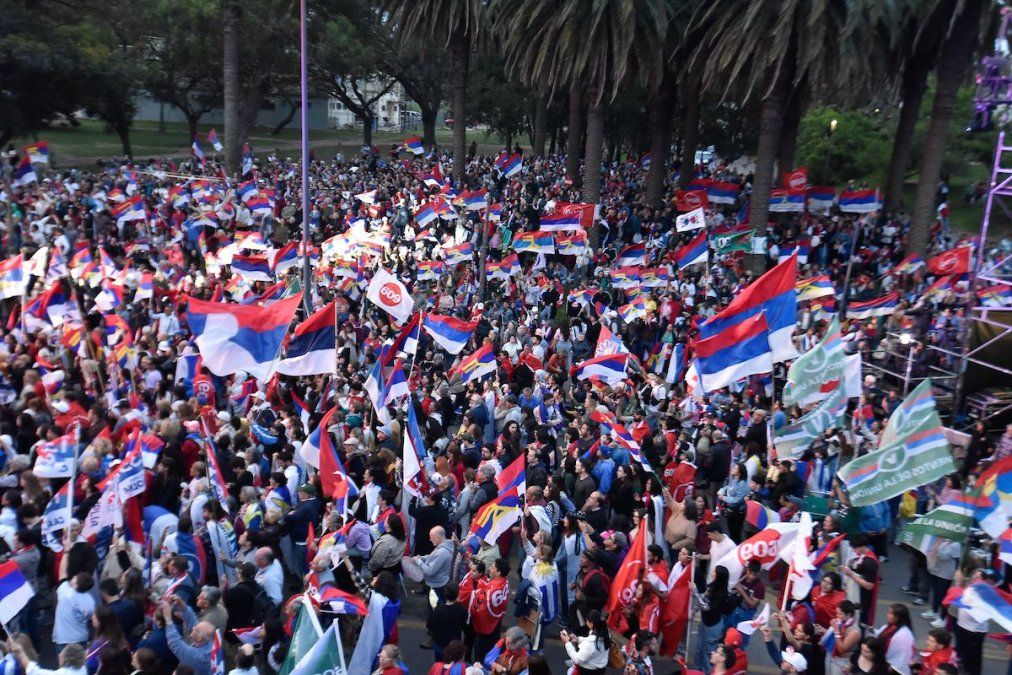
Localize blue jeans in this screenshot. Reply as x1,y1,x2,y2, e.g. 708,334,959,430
724,604,755,647
694,621,724,674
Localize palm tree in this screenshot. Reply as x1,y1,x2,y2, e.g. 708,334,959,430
222,0,242,173
386,0,481,179
907,0,988,253
492,0,671,248
689,0,863,233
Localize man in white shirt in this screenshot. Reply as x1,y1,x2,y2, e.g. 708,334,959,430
703,522,738,583
53,573,96,648
254,547,284,605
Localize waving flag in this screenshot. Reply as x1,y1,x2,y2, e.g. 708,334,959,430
416,260,445,281
973,456,1012,538
898,499,975,544
775,382,848,457
402,402,431,499
541,202,596,231
571,353,628,384
674,189,709,212
207,129,223,152
0,562,35,625
443,242,473,266
838,380,955,507
34,428,78,478
402,136,424,155
796,275,835,301
459,188,489,211
927,246,972,275
806,186,836,212
610,266,642,289
13,156,36,186
617,242,647,266
845,291,898,319
769,189,806,213
556,230,588,255
24,141,49,164
710,227,753,255
315,587,369,616
699,254,798,361
0,255,25,299
192,136,205,164
618,297,648,323
606,514,648,632
278,301,337,376
231,255,273,282
513,231,556,254
890,253,925,276
674,231,708,269
422,313,478,355
470,490,521,545
745,500,780,530
778,239,810,263
675,207,706,232
706,181,740,204
186,293,302,381
695,312,774,393
500,153,522,177
41,483,71,552
977,283,1012,307
269,242,299,274
783,316,844,407
485,254,520,281
838,188,881,213
366,269,414,324
716,522,800,584
386,312,420,359
952,582,1012,632
452,343,497,383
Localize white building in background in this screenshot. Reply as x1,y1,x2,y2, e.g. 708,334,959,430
327,80,413,130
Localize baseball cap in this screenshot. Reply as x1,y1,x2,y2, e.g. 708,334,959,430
781,648,807,671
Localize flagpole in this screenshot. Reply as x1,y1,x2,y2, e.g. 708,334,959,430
67,425,80,529
298,0,312,316
684,552,695,662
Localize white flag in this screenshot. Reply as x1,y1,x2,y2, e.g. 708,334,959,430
676,207,706,232
737,602,771,635
366,269,414,325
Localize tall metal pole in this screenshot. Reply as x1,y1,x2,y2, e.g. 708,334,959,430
299,0,312,313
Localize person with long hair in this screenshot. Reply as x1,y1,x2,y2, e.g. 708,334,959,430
369,507,406,576
825,600,862,675
555,513,583,626
716,462,749,541
560,609,610,675
427,639,468,675
874,603,915,675
694,565,734,674
86,605,128,674
811,572,846,630
850,636,899,675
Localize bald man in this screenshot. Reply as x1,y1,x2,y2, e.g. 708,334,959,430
163,597,215,675
413,526,454,602
254,547,284,605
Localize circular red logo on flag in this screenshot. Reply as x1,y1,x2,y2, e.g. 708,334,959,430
937,253,957,272
685,192,702,209
379,282,402,306
737,530,781,565
787,172,806,191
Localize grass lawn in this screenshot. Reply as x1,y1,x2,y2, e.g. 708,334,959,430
12,119,505,167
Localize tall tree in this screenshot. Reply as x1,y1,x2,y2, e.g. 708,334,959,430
565,87,583,181
908,0,987,253
145,0,223,143
690,0,861,233
384,39,449,148
221,0,242,172
492,0,671,248
386,0,482,178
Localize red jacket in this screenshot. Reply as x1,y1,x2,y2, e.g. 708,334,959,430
460,575,509,635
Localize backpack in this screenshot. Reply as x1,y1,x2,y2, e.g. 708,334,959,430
249,584,277,626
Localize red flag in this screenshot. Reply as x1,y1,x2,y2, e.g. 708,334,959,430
927,246,972,275
606,515,648,632
781,167,808,191
659,564,692,657
674,189,709,212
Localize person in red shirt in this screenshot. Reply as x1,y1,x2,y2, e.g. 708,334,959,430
920,628,957,675
375,644,405,675
462,558,510,663
192,367,215,407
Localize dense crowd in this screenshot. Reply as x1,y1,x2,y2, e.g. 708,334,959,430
0,139,1008,675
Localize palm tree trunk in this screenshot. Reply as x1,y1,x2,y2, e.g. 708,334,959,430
776,92,805,176
583,101,605,249
533,92,548,156
450,33,469,180
221,0,242,174
566,87,583,181
549,123,558,155
748,71,789,235
909,0,984,254
645,73,674,207
677,75,701,190
884,60,929,212
421,106,437,148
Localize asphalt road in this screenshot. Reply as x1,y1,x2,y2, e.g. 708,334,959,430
391,545,1010,675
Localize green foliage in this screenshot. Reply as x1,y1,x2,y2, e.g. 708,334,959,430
796,107,893,185
694,98,761,161
467,51,534,144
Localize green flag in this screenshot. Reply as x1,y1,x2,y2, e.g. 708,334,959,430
711,229,753,255
898,501,974,542
774,381,847,458
837,379,956,507
782,317,844,409
290,623,346,675
278,600,323,675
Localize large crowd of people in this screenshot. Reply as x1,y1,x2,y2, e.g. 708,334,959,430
0,138,1008,675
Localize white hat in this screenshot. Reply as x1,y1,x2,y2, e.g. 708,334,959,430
252,391,266,401
781,648,807,672
157,340,171,353
52,400,70,413
216,411,231,423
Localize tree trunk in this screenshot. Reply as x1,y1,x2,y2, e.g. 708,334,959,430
677,74,702,190
909,0,984,254
187,114,200,145
566,86,583,181
748,71,789,235
645,73,674,207
533,92,548,156
583,101,605,249
549,123,558,155
776,92,805,176
271,99,299,135
115,124,133,159
221,0,242,174
449,33,469,180
362,112,374,147
884,60,930,212
421,105,437,148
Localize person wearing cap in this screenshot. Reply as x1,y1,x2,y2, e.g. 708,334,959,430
281,483,320,575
